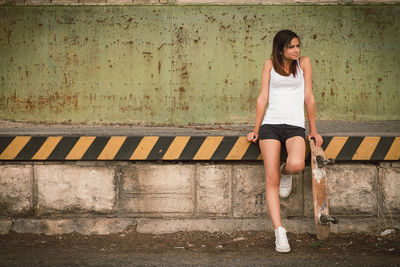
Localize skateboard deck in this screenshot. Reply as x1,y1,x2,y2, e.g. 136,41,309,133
309,138,337,240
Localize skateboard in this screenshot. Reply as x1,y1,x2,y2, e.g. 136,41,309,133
309,138,338,240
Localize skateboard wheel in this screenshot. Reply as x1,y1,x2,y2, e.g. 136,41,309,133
319,214,329,225
316,155,325,168
319,214,339,224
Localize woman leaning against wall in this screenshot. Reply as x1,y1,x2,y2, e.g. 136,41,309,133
247,30,323,253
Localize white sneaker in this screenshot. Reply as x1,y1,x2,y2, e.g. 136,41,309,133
275,226,291,253
279,163,292,198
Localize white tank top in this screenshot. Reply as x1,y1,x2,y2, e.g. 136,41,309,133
262,60,305,128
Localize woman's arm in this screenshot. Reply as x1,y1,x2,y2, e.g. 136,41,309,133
247,59,272,142
301,56,323,147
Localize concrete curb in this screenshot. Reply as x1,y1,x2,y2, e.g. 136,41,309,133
2,217,396,235
0,220,12,234
7,218,136,235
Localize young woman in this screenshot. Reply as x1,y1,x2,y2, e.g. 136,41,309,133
247,30,323,253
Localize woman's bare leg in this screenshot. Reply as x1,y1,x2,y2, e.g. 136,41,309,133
284,136,306,174
259,139,282,229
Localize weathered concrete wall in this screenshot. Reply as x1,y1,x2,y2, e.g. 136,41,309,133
0,6,399,125
1,162,399,235
35,165,116,215
0,165,33,216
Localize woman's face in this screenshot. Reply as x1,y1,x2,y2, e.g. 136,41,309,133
282,37,300,61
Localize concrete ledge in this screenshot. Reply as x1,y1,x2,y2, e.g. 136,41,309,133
0,220,13,234
2,217,389,235
136,218,280,234
0,161,398,236
75,218,136,235
330,217,381,233
10,218,136,235
1,121,399,137
12,219,76,235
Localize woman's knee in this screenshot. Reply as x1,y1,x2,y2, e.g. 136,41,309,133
286,159,305,174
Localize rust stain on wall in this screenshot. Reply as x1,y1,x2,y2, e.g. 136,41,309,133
0,91,79,114
0,6,399,124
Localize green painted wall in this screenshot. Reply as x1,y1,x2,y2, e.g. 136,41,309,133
0,6,399,125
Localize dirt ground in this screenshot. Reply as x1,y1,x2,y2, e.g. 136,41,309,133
1,229,399,266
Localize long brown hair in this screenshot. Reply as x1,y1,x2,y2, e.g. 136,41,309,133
271,30,300,77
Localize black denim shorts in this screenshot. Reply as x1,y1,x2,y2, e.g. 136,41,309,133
259,124,306,145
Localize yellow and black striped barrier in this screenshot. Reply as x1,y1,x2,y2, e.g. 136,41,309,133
0,136,399,161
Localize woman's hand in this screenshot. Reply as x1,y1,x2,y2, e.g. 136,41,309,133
247,132,258,143
308,132,323,148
